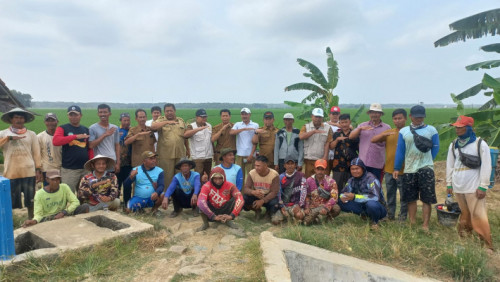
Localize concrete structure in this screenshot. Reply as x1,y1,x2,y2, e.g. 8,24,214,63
3,211,153,265
260,231,438,282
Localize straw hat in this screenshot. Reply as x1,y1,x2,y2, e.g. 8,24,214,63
84,154,116,171
175,158,196,170
1,107,35,124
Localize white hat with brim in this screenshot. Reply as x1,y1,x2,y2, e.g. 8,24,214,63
1,107,35,124
367,103,384,113
84,154,116,172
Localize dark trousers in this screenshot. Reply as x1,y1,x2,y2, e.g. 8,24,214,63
243,194,279,214
339,200,387,224
206,197,236,220
366,166,384,182
385,172,408,220
117,165,133,204
172,189,195,211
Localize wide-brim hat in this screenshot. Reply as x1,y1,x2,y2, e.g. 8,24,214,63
175,158,196,170
219,148,237,161
367,103,384,114
1,107,35,124
84,154,116,171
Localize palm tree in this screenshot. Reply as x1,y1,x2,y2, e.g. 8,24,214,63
284,47,340,119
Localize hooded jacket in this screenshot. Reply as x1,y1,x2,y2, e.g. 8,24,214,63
197,167,244,220
341,158,385,204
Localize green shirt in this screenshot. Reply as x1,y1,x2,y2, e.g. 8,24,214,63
33,183,80,222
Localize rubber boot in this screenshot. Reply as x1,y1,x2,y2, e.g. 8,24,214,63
196,213,210,232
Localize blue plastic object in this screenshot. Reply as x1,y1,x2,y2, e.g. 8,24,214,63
0,176,15,260
490,147,498,189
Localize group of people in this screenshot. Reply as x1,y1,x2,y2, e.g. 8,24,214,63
0,102,494,253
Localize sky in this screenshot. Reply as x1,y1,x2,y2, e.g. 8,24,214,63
0,0,499,105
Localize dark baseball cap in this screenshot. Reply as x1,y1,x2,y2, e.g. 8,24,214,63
263,111,274,118
119,112,130,120
410,105,426,118
67,105,82,114
44,113,58,121
196,109,208,117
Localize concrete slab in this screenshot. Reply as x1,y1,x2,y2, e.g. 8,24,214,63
260,231,439,282
2,211,153,265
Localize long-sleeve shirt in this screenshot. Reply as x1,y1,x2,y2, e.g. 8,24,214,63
274,128,304,166
446,138,491,193
52,124,91,169
394,125,439,173
123,165,165,198
305,175,338,209
164,172,201,197
0,129,41,179
278,171,307,208
243,169,280,203
341,172,383,204
197,181,244,220
78,171,119,205
33,184,80,222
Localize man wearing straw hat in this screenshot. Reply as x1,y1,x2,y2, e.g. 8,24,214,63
78,154,120,212
0,107,42,219
22,169,88,227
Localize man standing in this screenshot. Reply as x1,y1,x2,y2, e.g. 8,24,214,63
326,106,341,176
151,103,189,186
145,106,161,151
216,148,243,190
124,151,165,213
37,113,62,185
242,156,280,220
371,109,408,221
53,105,91,193
0,108,42,219
252,111,279,169
117,113,132,196
446,116,494,253
349,103,391,180
394,105,439,231
330,113,359,191
230,108,259,183
184,109,213,178
299,108,333,178
211,109,236,165
89,104,120,172
125,109,156,167
162,159,200,217
274,113,303,174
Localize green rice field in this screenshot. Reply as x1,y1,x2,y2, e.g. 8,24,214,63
0,107,477,161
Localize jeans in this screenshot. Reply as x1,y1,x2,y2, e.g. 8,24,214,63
339,200,387,224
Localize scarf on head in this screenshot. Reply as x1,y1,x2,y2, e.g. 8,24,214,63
9,126,27,135
455,126,476,148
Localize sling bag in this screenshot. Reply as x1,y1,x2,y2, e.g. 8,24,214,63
452,138,482,169
410,126,433,153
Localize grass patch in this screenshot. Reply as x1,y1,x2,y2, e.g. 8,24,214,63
12,212,28,229
236,238,266,282
2,230,170,281
278,212,497,281
170,273,198,282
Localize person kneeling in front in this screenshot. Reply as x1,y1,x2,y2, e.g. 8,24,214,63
339,158,387,229
197,167,244,231
23,170,88,227
124,151,164,213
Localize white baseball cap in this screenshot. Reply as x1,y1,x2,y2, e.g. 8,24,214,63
283,113,294,119
312,108,324,117
368,103,383,113
240,107,251,114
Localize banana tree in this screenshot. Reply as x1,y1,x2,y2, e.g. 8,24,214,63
284,47,340,118
435,8,500,148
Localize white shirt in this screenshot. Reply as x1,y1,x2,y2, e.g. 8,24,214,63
189,122,213,159
146,119,158,151
232,120,259,156
446,138,491,193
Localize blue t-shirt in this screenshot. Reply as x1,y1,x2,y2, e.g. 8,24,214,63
216,163,243,190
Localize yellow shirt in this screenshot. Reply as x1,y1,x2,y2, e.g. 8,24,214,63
382,128,404,174
154,116,187,159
